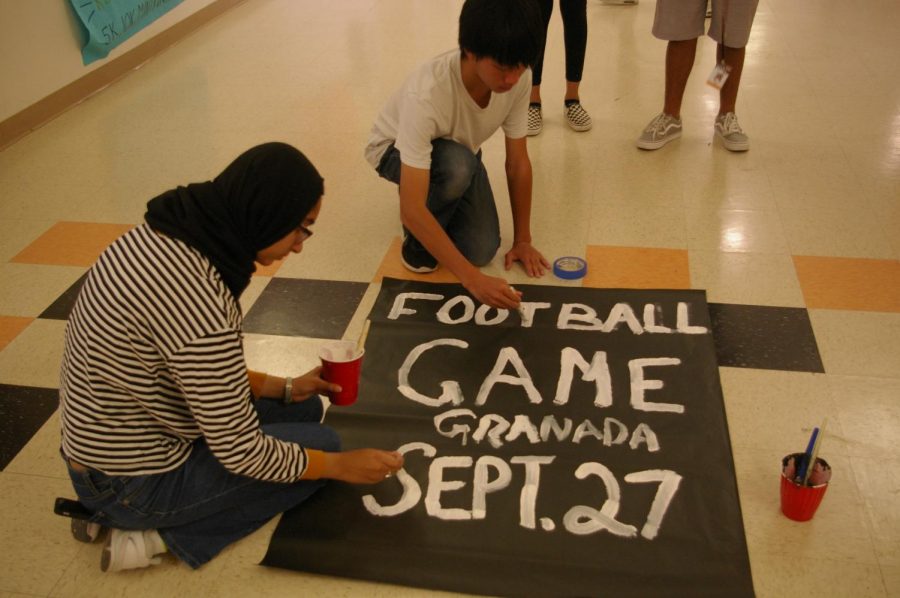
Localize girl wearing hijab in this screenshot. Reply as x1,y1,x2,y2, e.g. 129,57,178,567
59,142,403,572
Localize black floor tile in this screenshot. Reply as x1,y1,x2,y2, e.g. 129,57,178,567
709,303,824,373
39,273,86,320
0,384,59,470
243,278,368,338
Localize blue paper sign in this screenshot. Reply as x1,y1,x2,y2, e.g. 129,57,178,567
68,0,185,65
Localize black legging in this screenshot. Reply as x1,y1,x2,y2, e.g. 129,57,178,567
532,0,587,86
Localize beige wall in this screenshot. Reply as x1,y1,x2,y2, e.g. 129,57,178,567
0,0,217,122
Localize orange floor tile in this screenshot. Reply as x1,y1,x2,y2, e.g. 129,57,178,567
11,222,133,267
793,255,900,313
0,316,34,352
582,245,691,289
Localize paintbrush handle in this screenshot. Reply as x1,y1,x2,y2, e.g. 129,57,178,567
356,319,371,354
803,420,828,486
796,427,818,482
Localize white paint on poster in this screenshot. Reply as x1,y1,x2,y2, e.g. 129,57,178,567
505,415,541,444
474,347,543,406
437,295,475,324
629,424,660,452
624,469,683,539
643,304,673,333
401,342,686,417
677,302,708,334
554,347,613,407
362,442,436,516
540,415,573,441
472,456,513,519
362,442,682,540
510,455,555,529
388,292,709,336
426,456,474,520
433,410,660,451
434,408,478,445
475,304,509,326
472,413,512,449
518,302,552,327
388,292,444,320
397,338,468,407
563,462,638,538
629,357,685,413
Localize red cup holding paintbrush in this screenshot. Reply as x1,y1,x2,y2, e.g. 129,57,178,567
780,452,831,521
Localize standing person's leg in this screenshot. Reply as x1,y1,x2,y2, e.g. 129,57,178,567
559,0,592,131
663,39,698,119
709,0,758,151
529,0,554,135
717,44,745,115
531,0,554,97
637,0,705,149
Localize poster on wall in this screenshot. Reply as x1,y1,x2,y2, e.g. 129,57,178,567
67,0,184,65
263,278,754,597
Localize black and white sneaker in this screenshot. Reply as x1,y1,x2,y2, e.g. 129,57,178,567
564,101,592,132
400,230,438,273
527,103,542,136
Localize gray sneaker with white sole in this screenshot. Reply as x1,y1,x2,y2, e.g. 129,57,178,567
636,112,682,150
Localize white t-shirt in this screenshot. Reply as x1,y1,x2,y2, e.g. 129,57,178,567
364,49,531,170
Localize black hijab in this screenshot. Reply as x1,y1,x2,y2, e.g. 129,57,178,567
145,142,324,299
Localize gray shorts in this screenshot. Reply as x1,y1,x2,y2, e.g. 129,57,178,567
653,0,759,48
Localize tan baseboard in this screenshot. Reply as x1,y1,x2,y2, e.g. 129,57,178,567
0,0,245,151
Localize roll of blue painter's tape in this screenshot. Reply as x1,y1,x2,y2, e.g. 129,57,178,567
553,256,588,280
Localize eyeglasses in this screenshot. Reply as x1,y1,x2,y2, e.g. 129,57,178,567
298,225,314,242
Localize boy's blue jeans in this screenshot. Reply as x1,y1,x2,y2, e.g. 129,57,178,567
376,138,501,266
65,397,338,569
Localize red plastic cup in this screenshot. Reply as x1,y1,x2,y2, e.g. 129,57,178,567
780,454,830,522
318,341,364,406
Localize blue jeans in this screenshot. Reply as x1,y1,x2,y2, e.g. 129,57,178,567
65,397,339,569
376,138,501,266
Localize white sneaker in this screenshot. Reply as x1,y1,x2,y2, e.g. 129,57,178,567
636,112,682,150
101,529,166,572
527,103,542,136
715,112,750,151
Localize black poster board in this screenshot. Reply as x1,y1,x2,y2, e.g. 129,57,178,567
263,278,753,597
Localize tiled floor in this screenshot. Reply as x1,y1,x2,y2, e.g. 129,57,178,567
1,0,898,596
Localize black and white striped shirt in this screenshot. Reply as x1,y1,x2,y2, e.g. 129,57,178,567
60,224,310,482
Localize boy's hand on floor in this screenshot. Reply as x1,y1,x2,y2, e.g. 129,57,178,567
505,241,550,277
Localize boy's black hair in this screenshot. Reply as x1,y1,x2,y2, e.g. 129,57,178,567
458,0,544,68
